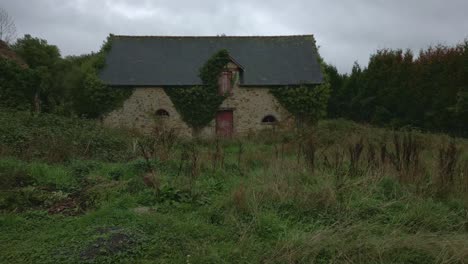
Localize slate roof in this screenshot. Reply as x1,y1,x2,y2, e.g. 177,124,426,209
99,35,323,86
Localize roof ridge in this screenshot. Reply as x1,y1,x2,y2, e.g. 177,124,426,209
112,34,314,39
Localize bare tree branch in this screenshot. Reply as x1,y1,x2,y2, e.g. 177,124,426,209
0,7,17,44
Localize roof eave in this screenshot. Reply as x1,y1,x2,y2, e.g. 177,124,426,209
104,82,324,87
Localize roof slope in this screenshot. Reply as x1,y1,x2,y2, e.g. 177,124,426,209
100,35,323,86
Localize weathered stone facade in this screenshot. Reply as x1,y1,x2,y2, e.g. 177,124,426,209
103,80,293,137
100,35,325,137
103,88,193,137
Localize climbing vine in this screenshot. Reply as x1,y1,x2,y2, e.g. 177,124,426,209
164,49,231,131
270,82,331,125
270,48,331,125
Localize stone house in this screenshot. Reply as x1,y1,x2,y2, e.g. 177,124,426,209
99,35,323,137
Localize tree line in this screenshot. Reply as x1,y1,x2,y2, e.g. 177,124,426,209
0,34,131,118
325,40,468,136
1,32,467,135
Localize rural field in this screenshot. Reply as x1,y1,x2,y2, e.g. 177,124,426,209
1,109,468,263
1,1,467,263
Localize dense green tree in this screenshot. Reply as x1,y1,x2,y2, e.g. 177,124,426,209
2,34,131,118
453,87,468,133
0,58,33,110
327,39,468,136
68,35,132,118
12,34,60,68
324,64,347,118
11,34,61,112
341,62,363,120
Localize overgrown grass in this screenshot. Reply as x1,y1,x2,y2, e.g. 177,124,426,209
1,111,468,263
0,109,136,162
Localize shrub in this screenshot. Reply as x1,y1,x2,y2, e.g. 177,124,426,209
0,158,34,190
0,110,134,162
28,162,77,191
0,58,33,110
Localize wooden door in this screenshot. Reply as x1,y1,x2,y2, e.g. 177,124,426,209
216,110,233,137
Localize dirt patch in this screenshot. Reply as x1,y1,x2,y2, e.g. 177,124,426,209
47,184,98,216
47,196,82,216
80,227,138,262
132,206,156,214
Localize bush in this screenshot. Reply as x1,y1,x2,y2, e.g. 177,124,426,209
0,186,67,211
0,109,134,162
0,58,34,110
28,162,77,191
0,158,34,190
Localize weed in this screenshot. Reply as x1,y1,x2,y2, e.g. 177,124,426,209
232,184,248,213
1,116,468,263
387,132,423,183
437,140,461,194
211,138,225,171
303,134,317,172
348,137,364,174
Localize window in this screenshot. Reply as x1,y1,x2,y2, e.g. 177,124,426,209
218,71,233,95
262,115,277,124
155,109,169,117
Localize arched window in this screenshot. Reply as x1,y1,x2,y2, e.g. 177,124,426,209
155,109,169,117
262,115,277,123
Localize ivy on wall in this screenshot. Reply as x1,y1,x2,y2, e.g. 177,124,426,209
164,46,330,131
270,49,331,125
270,82,331,125
164,49,231,131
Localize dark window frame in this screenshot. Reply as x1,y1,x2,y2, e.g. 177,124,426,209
155,109,170,117
261,115,277,124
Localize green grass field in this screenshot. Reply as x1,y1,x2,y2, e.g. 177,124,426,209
1,111,468,263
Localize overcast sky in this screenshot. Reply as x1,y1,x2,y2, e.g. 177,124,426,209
2,0,468,73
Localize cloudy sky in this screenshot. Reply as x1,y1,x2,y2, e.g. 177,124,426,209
2,0,468,73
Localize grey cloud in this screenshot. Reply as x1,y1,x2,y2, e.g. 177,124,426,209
2,0,467,73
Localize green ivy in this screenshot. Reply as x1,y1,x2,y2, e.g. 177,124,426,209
270,83,331,125
270,54,331,125
165,47,330,130
164,49,231,131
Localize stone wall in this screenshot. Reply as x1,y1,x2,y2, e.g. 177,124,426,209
199,86,293,137
102,88,193,137
103,83,293,137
